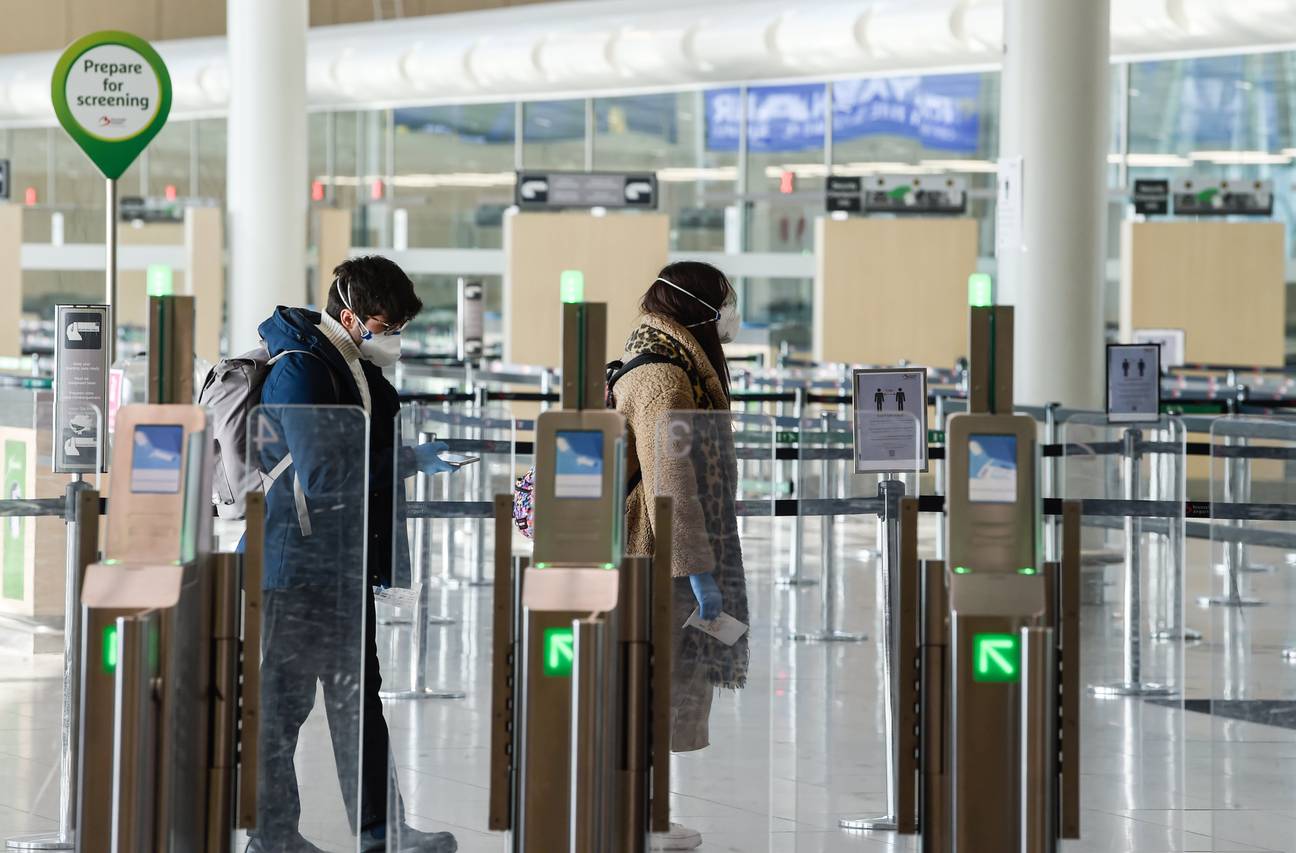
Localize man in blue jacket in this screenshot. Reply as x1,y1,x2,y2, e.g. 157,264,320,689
250,256,457,853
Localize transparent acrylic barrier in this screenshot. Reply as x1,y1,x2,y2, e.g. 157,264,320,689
1061,413,1191,851
657,411,777,849
0,390,104,850
244,405,370,851
1207,417,1296,851
380,403,518,851
782,411,921,840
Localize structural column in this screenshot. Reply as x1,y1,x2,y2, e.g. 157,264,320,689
226,0,308,354
997,0,1110,408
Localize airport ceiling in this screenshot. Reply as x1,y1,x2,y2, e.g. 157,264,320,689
2,0,1296,126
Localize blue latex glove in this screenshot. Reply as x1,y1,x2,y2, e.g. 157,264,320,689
689,572,723,621
412,440,456,475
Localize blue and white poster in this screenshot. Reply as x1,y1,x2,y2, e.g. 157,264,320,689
554,430,604,499
967,434,1017,504
706,73,982,154
130,424,183,494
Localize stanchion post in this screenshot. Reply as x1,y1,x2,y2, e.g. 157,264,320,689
470,387,492,587
779,388,816,587
1043,402,1060,562
1090,428,1175,698
1201,434,1265,607
934,395,947,561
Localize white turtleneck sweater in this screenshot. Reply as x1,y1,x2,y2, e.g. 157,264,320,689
317,311,372,414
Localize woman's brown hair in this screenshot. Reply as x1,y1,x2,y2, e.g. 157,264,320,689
640,260,733,400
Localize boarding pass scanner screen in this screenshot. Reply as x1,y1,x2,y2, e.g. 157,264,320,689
967,433,1017,504
553,430,603,499
129,424,184,494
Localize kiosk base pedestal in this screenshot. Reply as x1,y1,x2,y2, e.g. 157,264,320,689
789,630,868,643
840,816,895,832
1088,681,1177,698
6,832,74,851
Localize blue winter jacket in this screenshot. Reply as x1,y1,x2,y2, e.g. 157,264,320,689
256,306,414,591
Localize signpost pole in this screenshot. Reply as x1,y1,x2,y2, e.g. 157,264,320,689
105,179,117,365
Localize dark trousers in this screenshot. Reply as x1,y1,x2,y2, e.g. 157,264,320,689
257,586,401,841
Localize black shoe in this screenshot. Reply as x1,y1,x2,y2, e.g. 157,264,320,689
359,822,458,853
244,833,327,853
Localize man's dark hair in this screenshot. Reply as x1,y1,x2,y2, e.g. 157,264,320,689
325,255,423,326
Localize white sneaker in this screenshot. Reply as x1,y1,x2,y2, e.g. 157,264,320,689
651,823,702,850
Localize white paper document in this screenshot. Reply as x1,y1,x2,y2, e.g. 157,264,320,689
685,608,749,646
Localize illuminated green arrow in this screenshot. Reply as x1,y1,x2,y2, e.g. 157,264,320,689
543,627,574,677
973,633,1019,683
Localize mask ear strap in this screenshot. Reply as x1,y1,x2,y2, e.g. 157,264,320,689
655,276,721,328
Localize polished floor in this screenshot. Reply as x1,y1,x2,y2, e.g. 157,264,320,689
2,509,1296,852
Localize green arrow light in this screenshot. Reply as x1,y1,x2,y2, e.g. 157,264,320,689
543,626,575,677
973,633,1019,683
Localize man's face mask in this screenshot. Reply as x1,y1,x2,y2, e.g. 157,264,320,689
339,284,404,367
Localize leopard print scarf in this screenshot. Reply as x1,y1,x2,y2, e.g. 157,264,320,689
626,321,750,690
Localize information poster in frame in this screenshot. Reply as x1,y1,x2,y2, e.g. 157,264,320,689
852,368,928,473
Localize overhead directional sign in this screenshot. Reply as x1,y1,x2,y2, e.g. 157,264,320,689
863,175,967,215
972,632,1020,683
51,31,172,181
514,171,658,210
1132,179,1169,216
1172,178,1272,217
543,626,574,677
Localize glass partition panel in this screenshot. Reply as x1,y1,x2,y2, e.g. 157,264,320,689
243,404,370,851
1062,413,1190,851
1207,417,1296,852
380,403,524,850
658,411,777,849
780,409,921,841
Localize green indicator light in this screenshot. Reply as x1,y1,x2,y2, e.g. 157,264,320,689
146,264,174,297
542,627,575,677
972,633,1020,683
967,272,994,308
1018,567,1037,576
953,566,971,575
601,563,617,570
533,562,550,569
102,624,119,674
559,269,585,304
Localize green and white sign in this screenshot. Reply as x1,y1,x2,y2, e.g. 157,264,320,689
543,626,575,677
972,632,1020,683
51,31,171,180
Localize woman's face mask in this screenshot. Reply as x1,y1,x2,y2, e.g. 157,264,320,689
656,276,740,343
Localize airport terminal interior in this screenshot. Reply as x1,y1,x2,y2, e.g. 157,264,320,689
4,1,1296,851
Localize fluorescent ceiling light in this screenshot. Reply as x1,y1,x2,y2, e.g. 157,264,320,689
1109,153,1192,167
919,159,998,173
831,161,943,176
763,163,829,179
656,166,739,182
1188,150,1290,165
319,172,518,188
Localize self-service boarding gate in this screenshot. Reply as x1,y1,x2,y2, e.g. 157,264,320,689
489,301,672,853
887,306,1081,853
75,401,263,847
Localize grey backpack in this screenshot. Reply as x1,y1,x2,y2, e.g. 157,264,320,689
198,344,336,523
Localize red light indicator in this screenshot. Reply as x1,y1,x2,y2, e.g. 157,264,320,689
311,180,325,202
370,179,384,201
23,186,36,206
163,184,177,201
779,170,795,195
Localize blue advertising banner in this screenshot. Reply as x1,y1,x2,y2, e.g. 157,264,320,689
706,73,983,154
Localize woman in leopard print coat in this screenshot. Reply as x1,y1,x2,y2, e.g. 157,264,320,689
614,261,749,754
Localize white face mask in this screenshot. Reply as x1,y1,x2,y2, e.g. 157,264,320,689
717,300,740,343
338,282,404,367
655,276,739,342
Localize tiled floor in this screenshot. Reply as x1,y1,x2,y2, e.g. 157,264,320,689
2,509,1296,852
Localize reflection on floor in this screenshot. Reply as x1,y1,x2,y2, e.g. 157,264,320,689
1,514,1295,852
